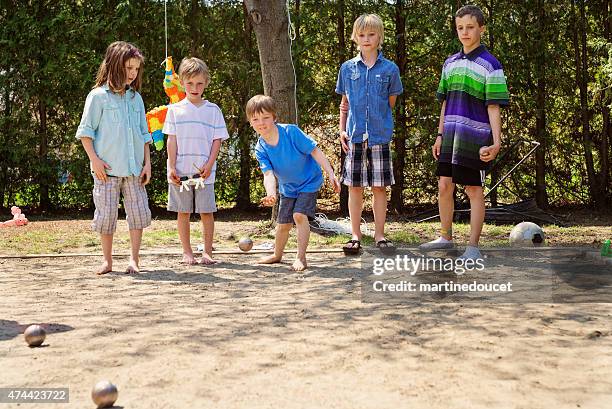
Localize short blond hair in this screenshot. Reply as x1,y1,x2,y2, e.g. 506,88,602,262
351,14,384,50
178,57,210,85
246,95,277,120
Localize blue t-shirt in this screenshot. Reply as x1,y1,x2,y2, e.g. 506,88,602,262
255,124,323,198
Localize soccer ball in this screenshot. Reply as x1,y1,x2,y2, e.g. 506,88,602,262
509,222,545,246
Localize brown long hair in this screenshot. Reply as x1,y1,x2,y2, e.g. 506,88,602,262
94,41,144,94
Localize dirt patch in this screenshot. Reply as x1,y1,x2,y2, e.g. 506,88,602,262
1,253,612,408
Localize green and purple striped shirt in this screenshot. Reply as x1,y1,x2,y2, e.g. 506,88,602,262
436,45,509,170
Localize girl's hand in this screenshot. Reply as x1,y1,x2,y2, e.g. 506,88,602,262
260,194,277,207
92,157,111,182
140,162,151,185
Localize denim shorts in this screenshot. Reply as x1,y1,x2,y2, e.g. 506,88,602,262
277,191,318,224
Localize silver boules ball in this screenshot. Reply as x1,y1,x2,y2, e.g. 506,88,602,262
24,324,46,347
238,237,253,252
91,380,118,408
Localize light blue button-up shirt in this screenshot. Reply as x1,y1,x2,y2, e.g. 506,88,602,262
76,85,152,177
335,52,403,145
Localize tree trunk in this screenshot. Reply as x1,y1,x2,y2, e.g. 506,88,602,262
244,0,297,124
600,0,611,203
390,0,406,213
189,0,202,56
572,0,597,205
337,0,349,215
244,0,297,222
535,0,549,208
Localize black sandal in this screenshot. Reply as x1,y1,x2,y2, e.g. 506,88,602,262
376,239,397,255
343,239,361,256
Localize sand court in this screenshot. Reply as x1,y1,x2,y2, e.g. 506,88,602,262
1,251,612,408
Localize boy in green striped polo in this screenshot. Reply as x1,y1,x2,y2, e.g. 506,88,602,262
420,5,509,266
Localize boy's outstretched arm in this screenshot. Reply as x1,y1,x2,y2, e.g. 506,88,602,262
311,147,341,193
166,135,181,185
261,170,277,206
432,100,446,160
481,104,502,162
339,94,349,153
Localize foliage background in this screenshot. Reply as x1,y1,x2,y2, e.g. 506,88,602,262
0,0,610,212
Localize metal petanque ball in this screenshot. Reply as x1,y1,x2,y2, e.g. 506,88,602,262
238,237,253,252
24,324,46,347
91,380,118,408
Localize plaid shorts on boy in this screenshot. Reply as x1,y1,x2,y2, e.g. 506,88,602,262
341,142,394,187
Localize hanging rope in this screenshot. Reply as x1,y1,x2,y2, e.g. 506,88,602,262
286,0,298,124
164,0,168,61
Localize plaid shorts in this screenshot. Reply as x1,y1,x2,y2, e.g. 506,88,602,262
92,175,151,234
341,142,395,187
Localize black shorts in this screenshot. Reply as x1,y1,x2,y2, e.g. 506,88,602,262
436,162,486,187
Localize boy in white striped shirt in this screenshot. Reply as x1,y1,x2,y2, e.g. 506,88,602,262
163,57,229,265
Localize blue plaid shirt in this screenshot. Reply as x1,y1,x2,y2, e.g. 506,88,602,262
335,52,403,145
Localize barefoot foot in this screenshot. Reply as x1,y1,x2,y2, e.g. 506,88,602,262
257,255,282,264
96,261,112,275
126,259,140,274
292,258,307,271
181,253,198,265
199,253,218,265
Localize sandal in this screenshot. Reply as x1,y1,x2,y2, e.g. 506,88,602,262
343,239,361,256
376,239,397,255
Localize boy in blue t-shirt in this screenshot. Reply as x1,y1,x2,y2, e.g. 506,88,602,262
248,95,340,271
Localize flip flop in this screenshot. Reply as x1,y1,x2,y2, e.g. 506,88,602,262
343,239,361,256
376,239,397,255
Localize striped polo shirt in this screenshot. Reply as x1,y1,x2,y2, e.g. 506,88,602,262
436,45,509,170
162,99,229,183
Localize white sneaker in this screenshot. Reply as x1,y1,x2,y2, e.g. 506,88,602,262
456,246,483,261
419,237,455,250
454,246,483,275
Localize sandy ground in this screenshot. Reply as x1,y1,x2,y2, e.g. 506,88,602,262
1,250,612,409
